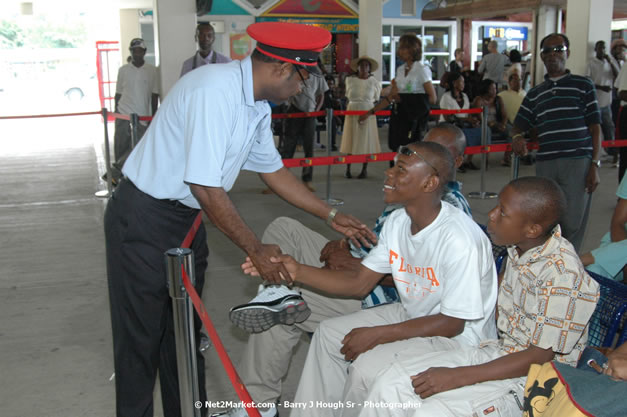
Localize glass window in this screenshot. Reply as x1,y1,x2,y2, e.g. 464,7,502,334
394,25,422,37
424,27,449,52
424,55,448,82
382,35,392,53
383,25,391,36
382,55,391,83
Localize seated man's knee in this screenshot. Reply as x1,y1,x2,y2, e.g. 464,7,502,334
262,217,301,244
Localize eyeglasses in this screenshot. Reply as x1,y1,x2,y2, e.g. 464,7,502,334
397,146,439,177
541,45,568,55
292,64,307,83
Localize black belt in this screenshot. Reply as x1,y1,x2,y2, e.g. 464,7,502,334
123,179,196,211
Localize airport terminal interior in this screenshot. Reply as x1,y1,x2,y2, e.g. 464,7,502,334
2,0,627,416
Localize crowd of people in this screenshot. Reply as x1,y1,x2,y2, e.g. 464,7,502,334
102,22,627,417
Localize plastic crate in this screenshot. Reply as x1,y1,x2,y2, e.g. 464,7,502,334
586,270,627,348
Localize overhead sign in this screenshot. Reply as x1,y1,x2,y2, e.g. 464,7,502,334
256,17,358,33
262,0,357,18
484,26,528,41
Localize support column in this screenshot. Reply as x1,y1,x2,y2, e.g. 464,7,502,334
152,0,197,97
358,0,383,81
533,6,559,85
566,0,614,76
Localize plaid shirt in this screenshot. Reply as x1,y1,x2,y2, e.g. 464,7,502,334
497,226,600,366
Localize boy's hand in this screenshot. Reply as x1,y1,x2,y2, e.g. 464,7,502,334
241,253,299,284
411,367,462,398
340,326,385,361
320,239,360,271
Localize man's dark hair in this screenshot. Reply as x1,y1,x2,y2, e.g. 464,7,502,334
540,33,570,50
507,176,567,233
428,123,466,156
196,22,214,35
595,40,605,49
509,49,521,63
410,141,455,188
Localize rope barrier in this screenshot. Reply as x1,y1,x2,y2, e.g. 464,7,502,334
0,110,101,120
180,217,261,417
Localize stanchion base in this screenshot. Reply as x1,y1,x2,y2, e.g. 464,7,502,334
95,190,111,198
326,198,344,206
468,191,498,200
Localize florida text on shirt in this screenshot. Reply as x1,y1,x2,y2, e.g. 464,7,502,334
389,249,440,298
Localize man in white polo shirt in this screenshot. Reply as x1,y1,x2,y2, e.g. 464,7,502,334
110,38,159,184
104,22,375,417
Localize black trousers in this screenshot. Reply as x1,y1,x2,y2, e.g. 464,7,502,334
105,179,208,417
388,93,430,151
281,105,315,182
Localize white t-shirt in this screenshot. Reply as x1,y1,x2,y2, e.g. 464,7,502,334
361,202,498,346
588,56,617,108
439,90,470,122
123,57,283,209
115,63,160,116
395,61,432,94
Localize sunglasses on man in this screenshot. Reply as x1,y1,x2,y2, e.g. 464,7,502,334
541,45,568,55
397,145,440,177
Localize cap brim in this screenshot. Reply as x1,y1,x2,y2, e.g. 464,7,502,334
303,65,322,77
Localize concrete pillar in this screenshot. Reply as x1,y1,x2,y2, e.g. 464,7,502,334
566,0,614,76
533,6,559,85
152,0,197,97
358,0,383,81
119,9,141,65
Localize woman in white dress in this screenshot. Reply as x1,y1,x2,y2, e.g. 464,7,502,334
340,56,381,179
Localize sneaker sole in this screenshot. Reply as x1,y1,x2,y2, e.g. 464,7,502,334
229,296,311,333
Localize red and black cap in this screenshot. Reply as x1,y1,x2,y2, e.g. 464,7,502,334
247,22,331,75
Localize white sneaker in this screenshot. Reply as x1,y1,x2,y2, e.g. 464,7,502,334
229,285,311,333
210,404,277,417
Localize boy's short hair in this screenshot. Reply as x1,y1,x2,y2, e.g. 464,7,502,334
507,176,566,232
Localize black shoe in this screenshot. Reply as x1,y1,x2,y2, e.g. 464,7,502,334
357,170,367,179
345,171,352,179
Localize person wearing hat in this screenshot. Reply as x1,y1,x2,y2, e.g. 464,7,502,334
340,56,382,179
180,22,231,78
108,38,160,185
103,22,376,417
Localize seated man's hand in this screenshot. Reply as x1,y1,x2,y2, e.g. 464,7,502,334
605,348,627,381
340,326,386,361
329,212,377,249
320,239,361,271
411,367,462,398
248,244,293,285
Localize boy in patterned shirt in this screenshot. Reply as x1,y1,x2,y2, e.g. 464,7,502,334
354,176,600,417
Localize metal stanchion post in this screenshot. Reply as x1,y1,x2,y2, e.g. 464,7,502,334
130,113,139,148
468,106,497,199
165,248,201,417
95,108,113,198
511,154,520,180
325,108,344,206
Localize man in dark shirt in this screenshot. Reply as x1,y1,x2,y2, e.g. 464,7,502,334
512,33,601,251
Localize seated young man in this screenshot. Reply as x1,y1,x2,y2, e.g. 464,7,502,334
242,141,498,417
222,125,472,417
353,177,600,417
580,174,627,283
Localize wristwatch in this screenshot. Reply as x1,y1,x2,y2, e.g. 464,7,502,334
591,159,601,168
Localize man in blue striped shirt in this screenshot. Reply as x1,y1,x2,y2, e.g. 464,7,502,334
512,33,601,251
